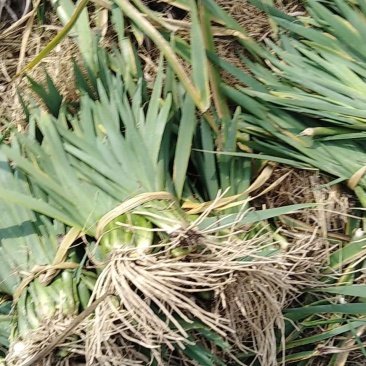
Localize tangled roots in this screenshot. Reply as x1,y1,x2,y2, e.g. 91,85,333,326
6,314,85,366
7,312,149,366
87,258,233,363
216,234,330,366
8,229,327,366
86,226,272,362
86,209,330,366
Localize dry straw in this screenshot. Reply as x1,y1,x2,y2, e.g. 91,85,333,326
0,10,81,127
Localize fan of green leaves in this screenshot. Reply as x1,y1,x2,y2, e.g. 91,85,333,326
213,0,366,204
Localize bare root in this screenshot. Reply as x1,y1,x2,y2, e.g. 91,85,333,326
215,234,331,366
6,314,84,366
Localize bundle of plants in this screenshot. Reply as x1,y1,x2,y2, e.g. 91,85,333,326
0,150,99,366
0,44,323,365
205,0,366,363
212,0,366,206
